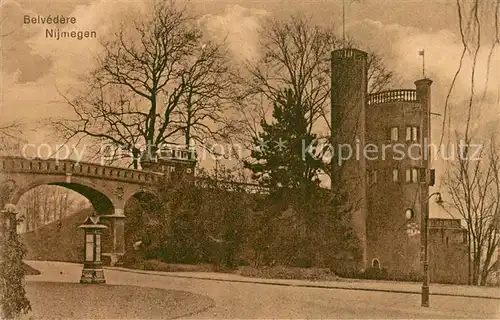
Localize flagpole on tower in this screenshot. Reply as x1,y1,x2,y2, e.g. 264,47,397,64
419,49,426,79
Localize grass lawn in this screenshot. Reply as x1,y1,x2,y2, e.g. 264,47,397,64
21,209,92,263
22,281,215,319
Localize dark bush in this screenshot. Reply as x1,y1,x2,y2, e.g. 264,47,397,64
358,266,389,280
388,271,422,282
1,213,32,319
238,265,338,281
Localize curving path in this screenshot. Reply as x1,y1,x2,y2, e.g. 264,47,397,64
25,261,500,319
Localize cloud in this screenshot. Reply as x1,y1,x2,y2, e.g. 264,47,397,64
199,5,269,63
1,0,53,83
3,1,498,160
19,2,269,90
1,0,150,142
347,18,500,219
347,18,500,135
1,1,270,144
25,0,149,88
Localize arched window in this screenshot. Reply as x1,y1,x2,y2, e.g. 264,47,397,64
372,258,380,269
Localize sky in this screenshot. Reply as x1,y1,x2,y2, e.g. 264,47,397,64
1,0,499,218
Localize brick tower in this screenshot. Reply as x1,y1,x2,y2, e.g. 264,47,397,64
364,79,432,277
330,48,369,270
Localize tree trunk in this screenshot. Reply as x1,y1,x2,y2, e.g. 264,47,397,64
467,230,472,285
473,253,481,285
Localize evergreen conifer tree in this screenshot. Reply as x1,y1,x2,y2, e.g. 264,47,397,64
244,88,323,194
244,88,361,269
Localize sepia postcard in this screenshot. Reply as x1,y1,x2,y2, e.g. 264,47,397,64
0,0,499,318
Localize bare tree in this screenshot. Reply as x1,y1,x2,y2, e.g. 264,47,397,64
18,186,80,232
1,16,25,153
237,14,395,142
438,0,499,152
236,13,396,185
0,121,23,153
436,0,500,285
171,40,239,147
50,1,237,169
240,14,338,137
444,136,500,285
23,188,41,233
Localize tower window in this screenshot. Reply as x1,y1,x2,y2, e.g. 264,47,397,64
419,168,427,183
406,126,420,142
392,169,399,182
390,127,399,141
163,149,173,158
368,170,378,185
405,168,419,183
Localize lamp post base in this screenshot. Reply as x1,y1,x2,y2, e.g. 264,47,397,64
80,268,106,284
421,285,429,307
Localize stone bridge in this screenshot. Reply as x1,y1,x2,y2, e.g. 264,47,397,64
0,156,267,264
0,156,164,264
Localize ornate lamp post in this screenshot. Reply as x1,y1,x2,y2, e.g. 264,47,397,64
421,191,443,307
406,191,443,307
79,215,107,284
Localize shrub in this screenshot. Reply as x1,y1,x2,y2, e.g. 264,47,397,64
388,271,422,282
238,265,338,281
358,266,390,280
0,214,31,319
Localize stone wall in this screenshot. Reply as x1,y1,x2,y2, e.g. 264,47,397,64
428,219,469,284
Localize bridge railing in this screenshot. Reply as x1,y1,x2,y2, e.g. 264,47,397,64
194,177,269,194
0,156,164,184
0,156,270,194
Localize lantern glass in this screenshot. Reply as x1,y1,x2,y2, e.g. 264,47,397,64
85,233,94,261
95,234,101,262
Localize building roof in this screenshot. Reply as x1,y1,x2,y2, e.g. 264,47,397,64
428,218,464,230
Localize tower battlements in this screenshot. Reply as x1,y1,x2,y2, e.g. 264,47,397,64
332,48,368,60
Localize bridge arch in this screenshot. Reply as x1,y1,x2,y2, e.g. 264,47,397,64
9,176,119,215
0,156,169,266
123,187,161,207
122,188,164,251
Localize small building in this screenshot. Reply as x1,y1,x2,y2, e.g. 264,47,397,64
141,143,197,177
428,218,468,284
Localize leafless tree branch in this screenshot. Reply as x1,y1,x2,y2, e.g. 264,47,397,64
48,0,238,169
